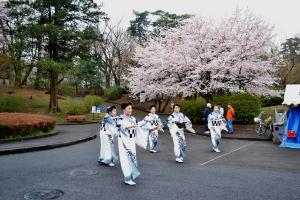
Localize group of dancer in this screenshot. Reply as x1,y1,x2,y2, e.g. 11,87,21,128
97,102,226,186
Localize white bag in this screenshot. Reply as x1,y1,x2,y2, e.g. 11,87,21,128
220,121,228,132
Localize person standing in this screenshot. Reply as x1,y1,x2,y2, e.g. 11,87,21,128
170,101,175,111
203,103,212,133
208,106,224,152
226,103,235,134
217,104,224,117
144,105,163,153
98,106,119,167
117,102,148,186
167,104,194,163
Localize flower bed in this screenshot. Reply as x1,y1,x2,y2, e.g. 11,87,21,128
0,113,56,139
65,115,87,122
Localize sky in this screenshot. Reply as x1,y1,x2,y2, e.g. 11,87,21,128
96,0,300,44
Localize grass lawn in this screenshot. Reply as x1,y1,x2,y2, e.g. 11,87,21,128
261,105,288,121
0,85,104,123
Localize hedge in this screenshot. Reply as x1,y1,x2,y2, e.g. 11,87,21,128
58,83,76,97
0,95,29,112
83,95,103,111
212,93,261,124
103,86,127,100
259,96,283,107
61,100,87,115
0,113,56,139
181,99,207,124
65,115,87,122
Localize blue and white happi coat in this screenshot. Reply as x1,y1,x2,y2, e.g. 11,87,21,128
98,113,119,165
167,112,194,160
117,114,149,182
144,113,163,151
208,112,224,149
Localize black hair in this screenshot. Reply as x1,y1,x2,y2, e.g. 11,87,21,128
106,105,116,113
173,104,181,109
121,102,132,110
149,105,156,110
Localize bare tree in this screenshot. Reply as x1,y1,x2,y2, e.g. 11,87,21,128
93,20,134,88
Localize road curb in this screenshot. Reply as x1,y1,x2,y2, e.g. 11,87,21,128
0,134,97,156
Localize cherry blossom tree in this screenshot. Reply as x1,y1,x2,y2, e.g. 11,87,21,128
127,9,280,102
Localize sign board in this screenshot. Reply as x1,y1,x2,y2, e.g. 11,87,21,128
91,106,96,113
96,105,101,113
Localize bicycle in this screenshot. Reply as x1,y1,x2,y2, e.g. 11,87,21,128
253,112,273,138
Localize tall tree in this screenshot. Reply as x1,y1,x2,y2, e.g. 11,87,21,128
128,9,280,103
0,0,37,87
280,37,300,83
151,10,192,36
127,10,192,42
32,0,104,112
94,21,134,88
127,11,151,43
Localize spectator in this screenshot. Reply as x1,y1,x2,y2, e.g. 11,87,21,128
217,104,224,117
170,101,175,111
226,103,235,134
203,103,212,133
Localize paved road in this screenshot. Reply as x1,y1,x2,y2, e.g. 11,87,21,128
0,131,299,200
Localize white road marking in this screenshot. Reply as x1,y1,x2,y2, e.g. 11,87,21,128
199,142,256,166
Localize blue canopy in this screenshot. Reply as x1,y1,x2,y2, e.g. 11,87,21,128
280,106,300,149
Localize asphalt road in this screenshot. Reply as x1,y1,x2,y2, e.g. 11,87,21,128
0,130,300,200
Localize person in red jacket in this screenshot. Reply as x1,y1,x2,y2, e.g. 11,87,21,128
226,104,235,134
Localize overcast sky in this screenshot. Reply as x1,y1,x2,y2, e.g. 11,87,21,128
96,0,300,44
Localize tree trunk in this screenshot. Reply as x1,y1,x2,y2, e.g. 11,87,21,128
21,65,34,86
161,97,171,113
158,99,162,113
49,72,59,113
202,93,212,103
34,67,42,89
113,72,120,86
14,64,22,88
105,73,111,88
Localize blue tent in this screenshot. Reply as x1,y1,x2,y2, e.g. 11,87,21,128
280,106,300,148
280,84,300,149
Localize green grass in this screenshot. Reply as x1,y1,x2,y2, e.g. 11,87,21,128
0,129,56,141
261,105,287,120
0,85,104,123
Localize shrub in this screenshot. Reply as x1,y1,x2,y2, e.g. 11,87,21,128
0,113,56,139
181,99,207,124
66,115,87,122
58,83,76,97
260,96,283,107
61,100,87,115
103,86,127,100
212,93,261,124
0,95,29,112
82,95,103,111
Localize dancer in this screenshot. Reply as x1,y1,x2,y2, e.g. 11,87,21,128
167,104,194,163
98,106,119,167
208,105,225,153
118,102,148,186
144,105,164,153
